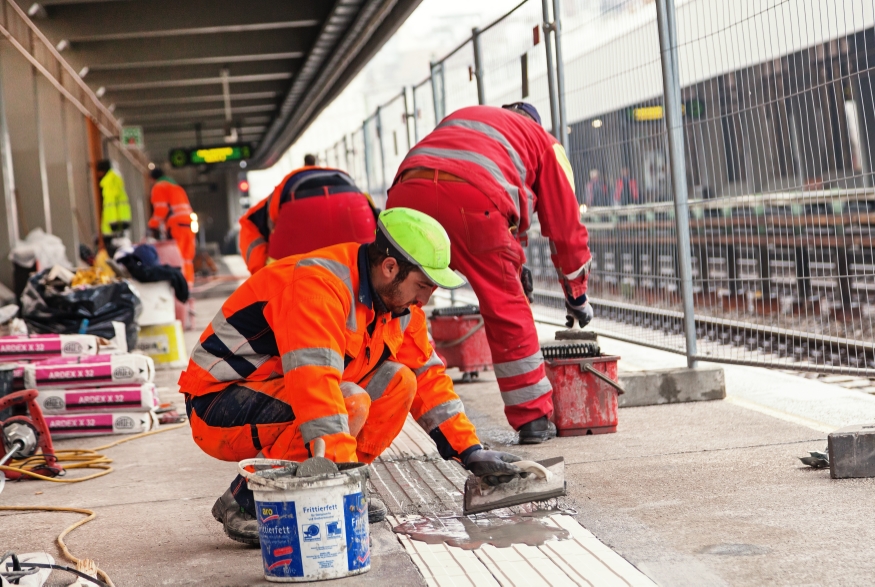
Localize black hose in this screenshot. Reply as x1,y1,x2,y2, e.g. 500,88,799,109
3,561,109,587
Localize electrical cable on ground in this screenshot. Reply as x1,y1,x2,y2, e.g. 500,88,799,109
0,422,189,587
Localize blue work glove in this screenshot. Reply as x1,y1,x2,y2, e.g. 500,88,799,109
565,293,594,329
462,448,524,486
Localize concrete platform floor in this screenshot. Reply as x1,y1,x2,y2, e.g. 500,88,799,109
3,292,875,586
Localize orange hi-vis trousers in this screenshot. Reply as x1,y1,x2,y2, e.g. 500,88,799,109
185,361,417,514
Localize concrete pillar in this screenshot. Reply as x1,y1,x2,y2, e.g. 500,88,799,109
0,45,17,288
36,75,77,257
65,103,97,250
0,43,48,237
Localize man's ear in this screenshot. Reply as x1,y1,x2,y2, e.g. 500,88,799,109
381,256,398,280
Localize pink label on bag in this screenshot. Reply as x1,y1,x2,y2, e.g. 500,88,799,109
64,389,145,410
46,413,114,434
0,338,61,356
35,363,114,384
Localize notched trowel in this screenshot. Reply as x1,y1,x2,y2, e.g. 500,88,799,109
463,456,566,515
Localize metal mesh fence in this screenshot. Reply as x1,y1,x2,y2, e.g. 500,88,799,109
298,0,875,375
347,128,368,193
439,39,480,115
377,91,412,196
412,77,436,142
479,2,552,119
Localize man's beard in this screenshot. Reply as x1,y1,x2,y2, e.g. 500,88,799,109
375,279,409,315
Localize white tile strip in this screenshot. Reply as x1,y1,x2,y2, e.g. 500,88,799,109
388,514,656,587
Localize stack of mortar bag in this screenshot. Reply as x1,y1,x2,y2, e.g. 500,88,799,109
0,331,159,438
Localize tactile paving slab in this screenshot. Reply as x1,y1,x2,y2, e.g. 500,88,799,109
378,419,656,586
371,456,468,516
390,514,657,587
380,414,441,461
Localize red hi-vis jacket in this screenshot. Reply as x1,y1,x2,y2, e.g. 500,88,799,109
177,242,480,462
395,105,591,297
148,177,193,231
239,166,376,274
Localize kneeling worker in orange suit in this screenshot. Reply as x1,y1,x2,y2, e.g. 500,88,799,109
178,208,525,545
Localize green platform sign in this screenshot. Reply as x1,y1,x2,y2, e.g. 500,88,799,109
121,126,144,150
168,143,252,168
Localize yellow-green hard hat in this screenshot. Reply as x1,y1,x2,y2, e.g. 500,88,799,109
377,208,466,289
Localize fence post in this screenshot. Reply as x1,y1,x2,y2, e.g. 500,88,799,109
552,0,569,153
362,120,373,195
472,28,486,105
540,0,561,141
401,87,412,150
656,0,698,369
376,105,388,201
430,61,446,123
411,84,420,144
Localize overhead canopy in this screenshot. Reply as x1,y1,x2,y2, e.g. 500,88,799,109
19,0,421,168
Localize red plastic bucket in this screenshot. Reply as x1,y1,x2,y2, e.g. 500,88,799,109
543,354,622,436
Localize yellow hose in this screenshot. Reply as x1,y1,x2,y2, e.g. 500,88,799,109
0,422,189,586
0,506,115,587
0,423,188,482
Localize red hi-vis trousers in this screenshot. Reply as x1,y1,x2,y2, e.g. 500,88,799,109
186,361,417,465
387,178,552,429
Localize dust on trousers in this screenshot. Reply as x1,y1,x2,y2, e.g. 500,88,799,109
387,179,552,430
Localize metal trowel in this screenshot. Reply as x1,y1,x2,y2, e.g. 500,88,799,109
463,456,566,515
296,437,339,477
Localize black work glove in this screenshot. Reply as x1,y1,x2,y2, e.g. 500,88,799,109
565,293,594,329
520,266,534,303
462,448,524,486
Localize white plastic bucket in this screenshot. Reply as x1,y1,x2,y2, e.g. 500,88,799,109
238,458,370,583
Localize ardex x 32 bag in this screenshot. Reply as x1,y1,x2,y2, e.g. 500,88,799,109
25,354,154,389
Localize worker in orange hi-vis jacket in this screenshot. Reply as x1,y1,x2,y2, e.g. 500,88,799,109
148,167,196,284
179,208,526,545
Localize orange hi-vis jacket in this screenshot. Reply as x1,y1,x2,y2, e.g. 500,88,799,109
148,177,194,231
177,242,481,462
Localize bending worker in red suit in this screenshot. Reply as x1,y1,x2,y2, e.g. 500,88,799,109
386,103,593,444
239,165,378,274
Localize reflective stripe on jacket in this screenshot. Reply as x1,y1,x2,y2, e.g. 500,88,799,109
99,169,131,235
178,242,480,462
395,105,591,296
149,178,193,231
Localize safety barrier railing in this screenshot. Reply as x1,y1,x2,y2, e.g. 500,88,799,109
307,0,875,376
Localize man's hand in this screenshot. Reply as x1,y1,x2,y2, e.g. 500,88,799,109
565,293,594,328
462,448,524,486
520,266,534,303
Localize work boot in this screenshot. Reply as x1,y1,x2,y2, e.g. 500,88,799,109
211,489,260,546
518,416,557,445
368,497,387,524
